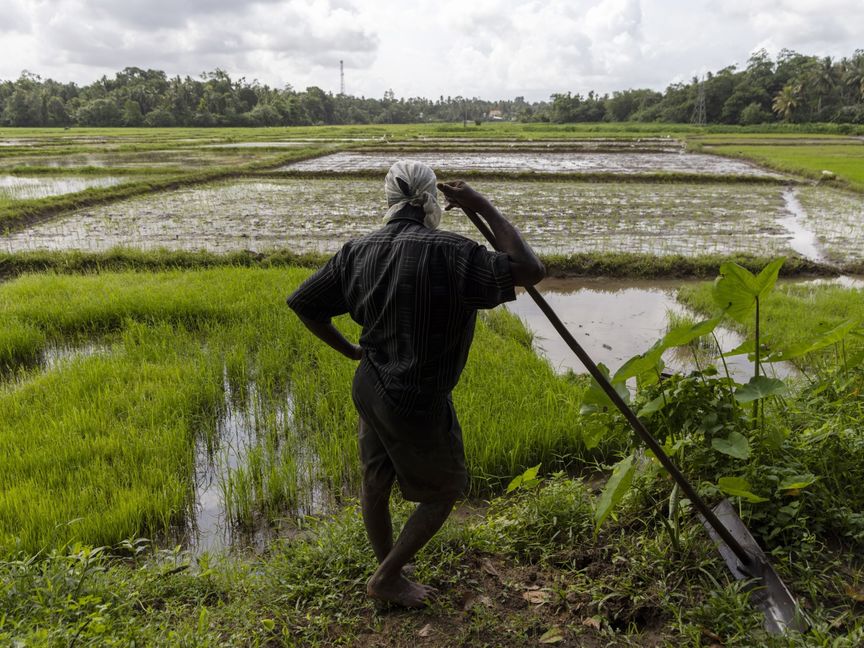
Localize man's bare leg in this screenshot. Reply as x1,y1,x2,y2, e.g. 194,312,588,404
366,497,455,607
361,476,394,563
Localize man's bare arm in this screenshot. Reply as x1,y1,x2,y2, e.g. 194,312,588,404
295,314,363,360
437,181,546,287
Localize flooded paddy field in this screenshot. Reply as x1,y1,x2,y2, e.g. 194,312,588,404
0,149,272,170
3,266,850,553
794,187,864,262
282,150,781,176
355,137,685,153
4,177,843,261
0,175,130,203
0,266,597,552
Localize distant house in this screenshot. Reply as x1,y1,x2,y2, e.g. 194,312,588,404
486,109,504,121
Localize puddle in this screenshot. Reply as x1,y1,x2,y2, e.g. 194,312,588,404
794,186,864,263
188,378,269,552
3,178,814,260
186,377,290,553
283,150,783,177
778,188,828,263
186,374,333,554
505,277,794,382
0,140,40,147
40,341,109,371
0,175,127,201
0,341,111,387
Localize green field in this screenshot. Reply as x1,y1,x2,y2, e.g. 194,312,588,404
696,140,864,192
0,266,608,553
1,124,863,646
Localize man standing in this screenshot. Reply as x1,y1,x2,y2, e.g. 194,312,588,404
287,161,544,607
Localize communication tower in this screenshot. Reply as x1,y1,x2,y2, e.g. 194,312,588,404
340,60,345,95
691,77,706,126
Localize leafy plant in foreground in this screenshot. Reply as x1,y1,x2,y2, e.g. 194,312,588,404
586,257,844,534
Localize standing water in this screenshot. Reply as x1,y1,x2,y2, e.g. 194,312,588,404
505,278,791,381
778,188,828,263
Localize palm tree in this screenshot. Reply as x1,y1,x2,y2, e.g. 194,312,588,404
810,57,836,113
842,54,864,101
772,84,800,122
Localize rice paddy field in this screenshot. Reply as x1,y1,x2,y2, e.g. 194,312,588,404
0,179,797,255
280,149,781,176
1,123,864,646
0,175,130,205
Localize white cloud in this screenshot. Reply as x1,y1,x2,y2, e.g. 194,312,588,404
0,0,32,34
0,0,863,99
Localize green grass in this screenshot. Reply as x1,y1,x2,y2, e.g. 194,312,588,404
0,266,603,553
1,470,861,646
3,122,862,141
678,278,864,364
698,143,864,192
0,248,842,285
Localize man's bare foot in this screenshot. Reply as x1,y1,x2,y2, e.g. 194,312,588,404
367,572,438,608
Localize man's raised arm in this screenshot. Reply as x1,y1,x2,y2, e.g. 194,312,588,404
437,180,546,287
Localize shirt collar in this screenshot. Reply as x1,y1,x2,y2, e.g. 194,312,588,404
386,204,426,225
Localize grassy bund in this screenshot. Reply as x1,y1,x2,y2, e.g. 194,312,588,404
0,124,863,645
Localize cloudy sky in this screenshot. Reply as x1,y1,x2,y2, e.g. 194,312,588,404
1,0,862,100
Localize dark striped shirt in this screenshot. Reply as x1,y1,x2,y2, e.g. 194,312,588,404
287,205,515,415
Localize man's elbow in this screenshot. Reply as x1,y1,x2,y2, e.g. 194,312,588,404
512,260,546,287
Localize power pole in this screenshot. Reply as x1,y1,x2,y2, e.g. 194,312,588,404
339,60,345,96
691,77,706,126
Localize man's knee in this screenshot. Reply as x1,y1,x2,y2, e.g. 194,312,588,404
421,490,459,510
362,467,395,499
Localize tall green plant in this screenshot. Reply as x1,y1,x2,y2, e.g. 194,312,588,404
712,258,786,424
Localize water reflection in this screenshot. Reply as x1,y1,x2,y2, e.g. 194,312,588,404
505,277,798,382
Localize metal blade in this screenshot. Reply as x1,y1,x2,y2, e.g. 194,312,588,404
701,499,808,634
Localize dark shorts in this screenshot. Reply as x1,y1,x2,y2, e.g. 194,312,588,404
351,363,469,503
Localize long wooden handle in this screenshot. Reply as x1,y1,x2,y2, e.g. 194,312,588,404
461,205,752,564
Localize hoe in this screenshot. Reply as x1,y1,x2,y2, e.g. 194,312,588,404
461,205,807,635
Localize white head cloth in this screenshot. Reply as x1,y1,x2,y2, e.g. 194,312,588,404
383,160,442,229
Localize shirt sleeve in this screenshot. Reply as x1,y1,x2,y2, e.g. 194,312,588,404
454,241,516,310
286,251,349,321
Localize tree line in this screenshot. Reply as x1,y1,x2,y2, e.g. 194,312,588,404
2,49,863,127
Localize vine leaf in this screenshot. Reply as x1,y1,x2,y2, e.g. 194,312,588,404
506,464,542,494
711,431,751,459
594,454,636,532
778,474,817,493
713,258,784,323
581,363,629,415
717,476,769,503
734,376,785,403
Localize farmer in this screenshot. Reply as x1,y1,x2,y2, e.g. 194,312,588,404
286,160,545,607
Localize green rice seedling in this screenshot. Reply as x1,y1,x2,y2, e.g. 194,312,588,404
679,277,864,369
701,142,864,192
0,317,47,371
5,178,814,261
0,326,223,553
0,266,598,552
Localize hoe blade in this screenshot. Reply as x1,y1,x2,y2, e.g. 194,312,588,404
701,499,808,635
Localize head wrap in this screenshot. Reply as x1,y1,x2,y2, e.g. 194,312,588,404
383,160,442,229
